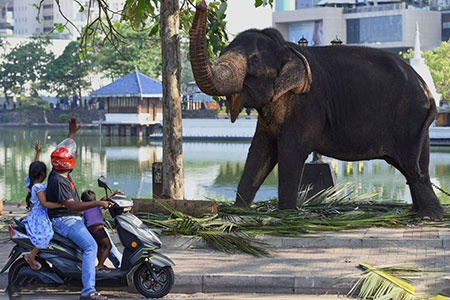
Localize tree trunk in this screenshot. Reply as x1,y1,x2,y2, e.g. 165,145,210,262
3,88,9,104
160,0,184,200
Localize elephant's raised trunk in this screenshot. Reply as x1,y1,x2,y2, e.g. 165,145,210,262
189,1,246,97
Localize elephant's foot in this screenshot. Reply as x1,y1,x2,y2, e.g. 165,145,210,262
415,205,443,221
234,193,253,208
233,200,249,208
278,201,297,210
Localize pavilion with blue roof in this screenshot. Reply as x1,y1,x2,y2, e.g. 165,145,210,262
91,70,163,137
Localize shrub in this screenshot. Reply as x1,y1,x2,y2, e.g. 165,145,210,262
58,113,71,123
0,114,10,123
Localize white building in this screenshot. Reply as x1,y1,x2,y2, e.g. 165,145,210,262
12,0,125,39
273,0,442,52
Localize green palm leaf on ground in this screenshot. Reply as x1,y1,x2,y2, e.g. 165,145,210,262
348,263,416,300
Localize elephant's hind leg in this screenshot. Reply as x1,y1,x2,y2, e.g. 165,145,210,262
411,138,443,219
386,138,443,219
235,129,278,207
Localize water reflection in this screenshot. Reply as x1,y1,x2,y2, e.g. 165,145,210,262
1,128,450,204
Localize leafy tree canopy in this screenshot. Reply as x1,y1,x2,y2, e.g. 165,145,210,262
43,41,92,99
90,23,162,80
51,0,273,57
401,40,450,101
0,37,54,101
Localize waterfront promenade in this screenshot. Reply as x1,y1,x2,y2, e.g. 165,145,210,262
1,203,450,298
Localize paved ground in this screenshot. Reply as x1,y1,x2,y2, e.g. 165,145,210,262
0,293,346,299
1,202,450,298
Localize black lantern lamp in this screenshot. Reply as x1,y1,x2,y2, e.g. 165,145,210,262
330,36,343,45
298,36,308,47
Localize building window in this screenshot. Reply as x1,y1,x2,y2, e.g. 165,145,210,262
443,22,450,29
43,4,53,9
295,0,313,9
43,15,53,20
288,20,323,46
43,27,52,32
347,15,402,44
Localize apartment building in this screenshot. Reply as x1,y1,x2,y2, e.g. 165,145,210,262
12,0,124,39
0,0,13,35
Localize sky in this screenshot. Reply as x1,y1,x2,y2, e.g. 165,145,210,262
224,0,273,37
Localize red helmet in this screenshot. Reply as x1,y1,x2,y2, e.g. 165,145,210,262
51,138,77,170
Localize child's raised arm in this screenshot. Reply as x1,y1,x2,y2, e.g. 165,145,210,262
37,191,63,209
33,141,42,162
67,117,81,139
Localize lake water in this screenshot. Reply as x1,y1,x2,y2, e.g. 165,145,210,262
1,126,450,204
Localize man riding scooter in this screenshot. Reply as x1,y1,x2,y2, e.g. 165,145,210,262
46,118,110,300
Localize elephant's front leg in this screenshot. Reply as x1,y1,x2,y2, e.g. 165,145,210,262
235,128,278,207
277,140,310,210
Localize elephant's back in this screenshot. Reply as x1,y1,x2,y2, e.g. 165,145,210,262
299,45,432,151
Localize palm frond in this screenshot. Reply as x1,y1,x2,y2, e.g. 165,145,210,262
199,231,271,257
348,263,416,300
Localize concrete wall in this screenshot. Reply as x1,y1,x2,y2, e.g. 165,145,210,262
402,9,442,50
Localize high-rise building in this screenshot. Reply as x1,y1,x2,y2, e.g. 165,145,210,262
0,0,13,35
273,0,442,52
12,0,125,39
443,11,450,41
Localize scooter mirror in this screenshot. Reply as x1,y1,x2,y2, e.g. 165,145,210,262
98,176,109,189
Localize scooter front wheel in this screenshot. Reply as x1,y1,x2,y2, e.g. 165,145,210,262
133,264,174,298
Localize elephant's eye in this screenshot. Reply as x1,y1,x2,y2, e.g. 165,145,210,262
247,54,261,76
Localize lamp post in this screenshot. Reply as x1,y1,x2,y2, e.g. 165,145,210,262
330,36,343,45
298,36,308,47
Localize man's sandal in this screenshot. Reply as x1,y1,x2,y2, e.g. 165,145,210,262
79,292,108,300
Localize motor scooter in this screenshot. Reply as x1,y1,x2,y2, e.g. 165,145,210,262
1,176,175,299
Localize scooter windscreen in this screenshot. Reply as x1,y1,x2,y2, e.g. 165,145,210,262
109,194,133,208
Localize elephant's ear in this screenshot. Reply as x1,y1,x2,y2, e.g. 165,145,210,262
272,53,312,102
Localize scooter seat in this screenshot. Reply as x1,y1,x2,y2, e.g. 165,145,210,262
52,233,78,249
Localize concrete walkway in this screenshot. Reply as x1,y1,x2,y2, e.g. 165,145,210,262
1,203,450,297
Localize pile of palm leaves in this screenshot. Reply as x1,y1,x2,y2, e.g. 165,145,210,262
136,183,449,256
138,201,271,256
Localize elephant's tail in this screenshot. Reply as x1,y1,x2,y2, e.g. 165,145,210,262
414,76,437,180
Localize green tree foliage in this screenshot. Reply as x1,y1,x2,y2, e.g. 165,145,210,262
400,40,450,101
0,37,54,101
19,96,49,111
66,0,272,58
43,41,92,100
91,23,162,80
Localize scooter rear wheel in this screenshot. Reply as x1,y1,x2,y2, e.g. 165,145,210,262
133,264,174,298
8,258,29,286
8,257,50,289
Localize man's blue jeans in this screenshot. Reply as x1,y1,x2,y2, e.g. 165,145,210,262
53,216,97,296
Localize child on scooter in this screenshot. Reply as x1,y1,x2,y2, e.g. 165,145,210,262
81,189,121,271
23,141,64,270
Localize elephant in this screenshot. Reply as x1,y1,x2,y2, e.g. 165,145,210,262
189,1,443,219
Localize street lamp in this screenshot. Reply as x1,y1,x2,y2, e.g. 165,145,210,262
330,36,343,45
298,36,308,47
